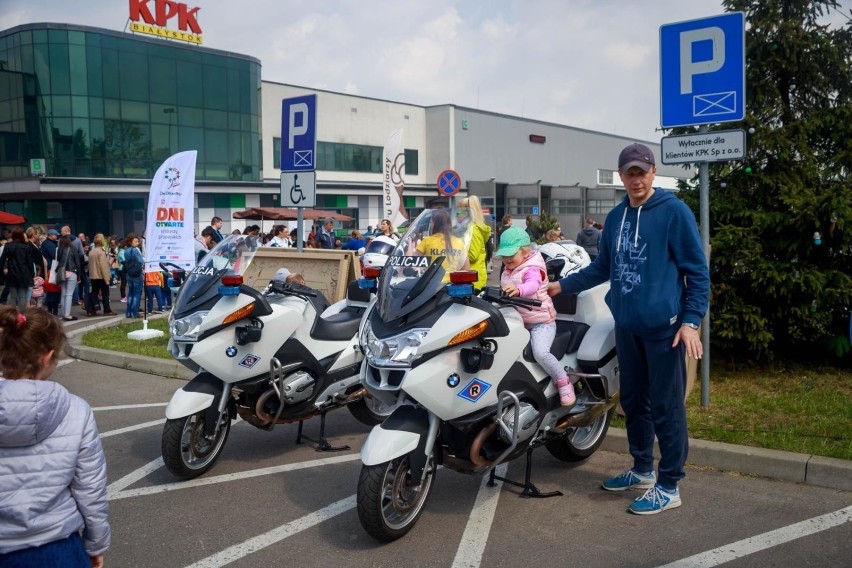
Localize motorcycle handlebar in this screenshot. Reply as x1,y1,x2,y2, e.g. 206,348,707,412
481,286,542,310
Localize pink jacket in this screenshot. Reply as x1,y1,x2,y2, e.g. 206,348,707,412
500,250,556,327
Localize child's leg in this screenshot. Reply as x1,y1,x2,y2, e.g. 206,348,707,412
529,322,575,406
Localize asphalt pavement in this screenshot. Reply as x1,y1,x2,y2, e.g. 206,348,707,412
60,285,852,494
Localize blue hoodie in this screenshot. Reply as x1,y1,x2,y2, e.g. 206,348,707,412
559,188,709,340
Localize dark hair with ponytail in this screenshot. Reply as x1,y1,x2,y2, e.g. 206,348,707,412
0,307,65,379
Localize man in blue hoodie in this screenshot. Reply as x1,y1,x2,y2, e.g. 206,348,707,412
548,142,709,515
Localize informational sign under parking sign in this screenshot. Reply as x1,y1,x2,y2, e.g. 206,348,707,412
660,130,745,165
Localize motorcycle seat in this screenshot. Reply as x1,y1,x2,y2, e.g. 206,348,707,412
310,305,364,341
523,319,589,363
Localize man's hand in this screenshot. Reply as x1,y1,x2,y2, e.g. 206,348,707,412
90,554,104,568
547,281,561,297
673,325,702,359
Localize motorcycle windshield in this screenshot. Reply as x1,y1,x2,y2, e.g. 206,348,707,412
377,208,472,321
173,234,261,313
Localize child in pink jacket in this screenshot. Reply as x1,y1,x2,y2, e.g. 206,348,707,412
497,227,575,406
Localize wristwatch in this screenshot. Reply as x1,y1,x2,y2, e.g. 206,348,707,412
681,322,699,330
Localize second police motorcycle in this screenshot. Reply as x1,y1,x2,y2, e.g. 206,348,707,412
355,209,620,541
161,234,392,479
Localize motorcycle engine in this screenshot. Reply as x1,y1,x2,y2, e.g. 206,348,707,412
498,402,539,444
279,371,316,405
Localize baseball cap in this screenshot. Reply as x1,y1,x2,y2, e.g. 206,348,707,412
47,229,60,236
273,268,291,282
618,143,656,172
495,226,531,258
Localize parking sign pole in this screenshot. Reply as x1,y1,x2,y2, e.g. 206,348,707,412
698,125,711,408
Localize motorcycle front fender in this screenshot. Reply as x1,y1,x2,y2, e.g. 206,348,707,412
360,405,430,466
165,373,224,419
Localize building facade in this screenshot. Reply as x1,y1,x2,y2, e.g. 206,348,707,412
1,22,692,240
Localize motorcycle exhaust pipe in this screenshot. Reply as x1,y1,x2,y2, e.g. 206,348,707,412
253,386,369,425
553,394,619,431
469,421,498,467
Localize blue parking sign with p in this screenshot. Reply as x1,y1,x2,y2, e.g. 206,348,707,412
281,95,317,171
660,13,745,128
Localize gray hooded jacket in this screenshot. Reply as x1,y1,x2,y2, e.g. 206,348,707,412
0,379,110,556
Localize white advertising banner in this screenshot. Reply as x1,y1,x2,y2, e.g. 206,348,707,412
383,129,408,229
144,150,197,272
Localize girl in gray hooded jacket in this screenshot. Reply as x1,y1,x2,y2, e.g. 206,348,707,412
0,306,110,567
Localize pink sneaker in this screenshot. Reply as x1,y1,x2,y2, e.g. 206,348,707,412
555,377,576,406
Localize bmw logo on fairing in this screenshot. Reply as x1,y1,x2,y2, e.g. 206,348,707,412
447,373,460,387
226,346,238,358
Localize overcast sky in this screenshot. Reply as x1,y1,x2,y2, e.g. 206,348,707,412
2,0,849,143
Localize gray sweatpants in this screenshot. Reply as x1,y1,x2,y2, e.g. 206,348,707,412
528,321,565,380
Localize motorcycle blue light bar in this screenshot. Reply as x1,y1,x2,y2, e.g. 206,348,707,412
447,284,473,298
218,285,241,296
358,277,377,289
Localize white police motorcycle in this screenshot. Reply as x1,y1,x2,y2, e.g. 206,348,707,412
355,209,619,541
162,234,391,479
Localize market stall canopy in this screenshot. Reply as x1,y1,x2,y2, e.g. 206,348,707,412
0,211,26,225
233,207,352,222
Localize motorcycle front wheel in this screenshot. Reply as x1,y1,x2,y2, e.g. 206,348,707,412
357,453,436,542
161,408,231,480
546,406,614,462
347,393,395,426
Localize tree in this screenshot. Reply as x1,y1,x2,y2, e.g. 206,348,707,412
525,210,561,244
678,1,852,364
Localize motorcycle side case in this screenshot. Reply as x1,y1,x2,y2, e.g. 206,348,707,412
576,316,619,396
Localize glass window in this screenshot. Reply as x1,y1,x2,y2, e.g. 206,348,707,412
598,169,615,185
67,31,86,46
179,126,204,154
71,118,89,157
203,109,227,129
203,65,227,110
52,95,71,117
48,42,70,95
119,51,148,101
273,137,281,169
205,130,228,163
101,49,119,98
121,100,149,122
104,98,120,119
552,199,582,214
69,45,87,95
71,96,88,117
33,43,50,93
148,56,176,105
177,106,202,127
404,148,418,175
86,45,102,97
588,200,616,215
507,198,538,215
176,60,202,107
48,30,68,45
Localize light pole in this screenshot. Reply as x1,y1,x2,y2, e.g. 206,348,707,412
163,107,175,154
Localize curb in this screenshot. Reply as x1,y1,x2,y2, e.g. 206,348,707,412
601,428,852,492
64,317,851,493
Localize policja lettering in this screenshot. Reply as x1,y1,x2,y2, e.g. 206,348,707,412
388,256,430,268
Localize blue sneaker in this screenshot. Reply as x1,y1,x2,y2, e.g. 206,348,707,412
601,469,656,492
628,484,682,515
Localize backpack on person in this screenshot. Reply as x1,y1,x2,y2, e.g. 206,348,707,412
124,251,142,277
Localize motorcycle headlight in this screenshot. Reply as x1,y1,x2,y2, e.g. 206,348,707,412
170,311,209,341
360,320,429,367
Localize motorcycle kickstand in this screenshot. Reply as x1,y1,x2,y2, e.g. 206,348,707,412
487,447,563,499
295,412,350,452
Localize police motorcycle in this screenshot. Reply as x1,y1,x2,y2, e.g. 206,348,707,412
355,209,619,541
161,234,392,480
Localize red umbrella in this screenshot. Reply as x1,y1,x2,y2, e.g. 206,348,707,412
0,211,26,225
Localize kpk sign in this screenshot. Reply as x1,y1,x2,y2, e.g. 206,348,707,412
128,0,203,45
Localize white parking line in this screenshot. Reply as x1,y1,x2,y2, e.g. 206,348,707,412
657,504,852,568
108,457,165,499
184,495,356,568
58,358,76,367
109,453,361,500
93,402,168,411
100,419,165,438
452,464,507,568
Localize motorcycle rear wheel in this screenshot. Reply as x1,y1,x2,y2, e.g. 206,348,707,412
546,407,614,462
161,408,231,480
347,394,395,426
357,453,436,542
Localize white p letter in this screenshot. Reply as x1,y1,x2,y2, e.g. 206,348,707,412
288,103,308,149
679,27,725,94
